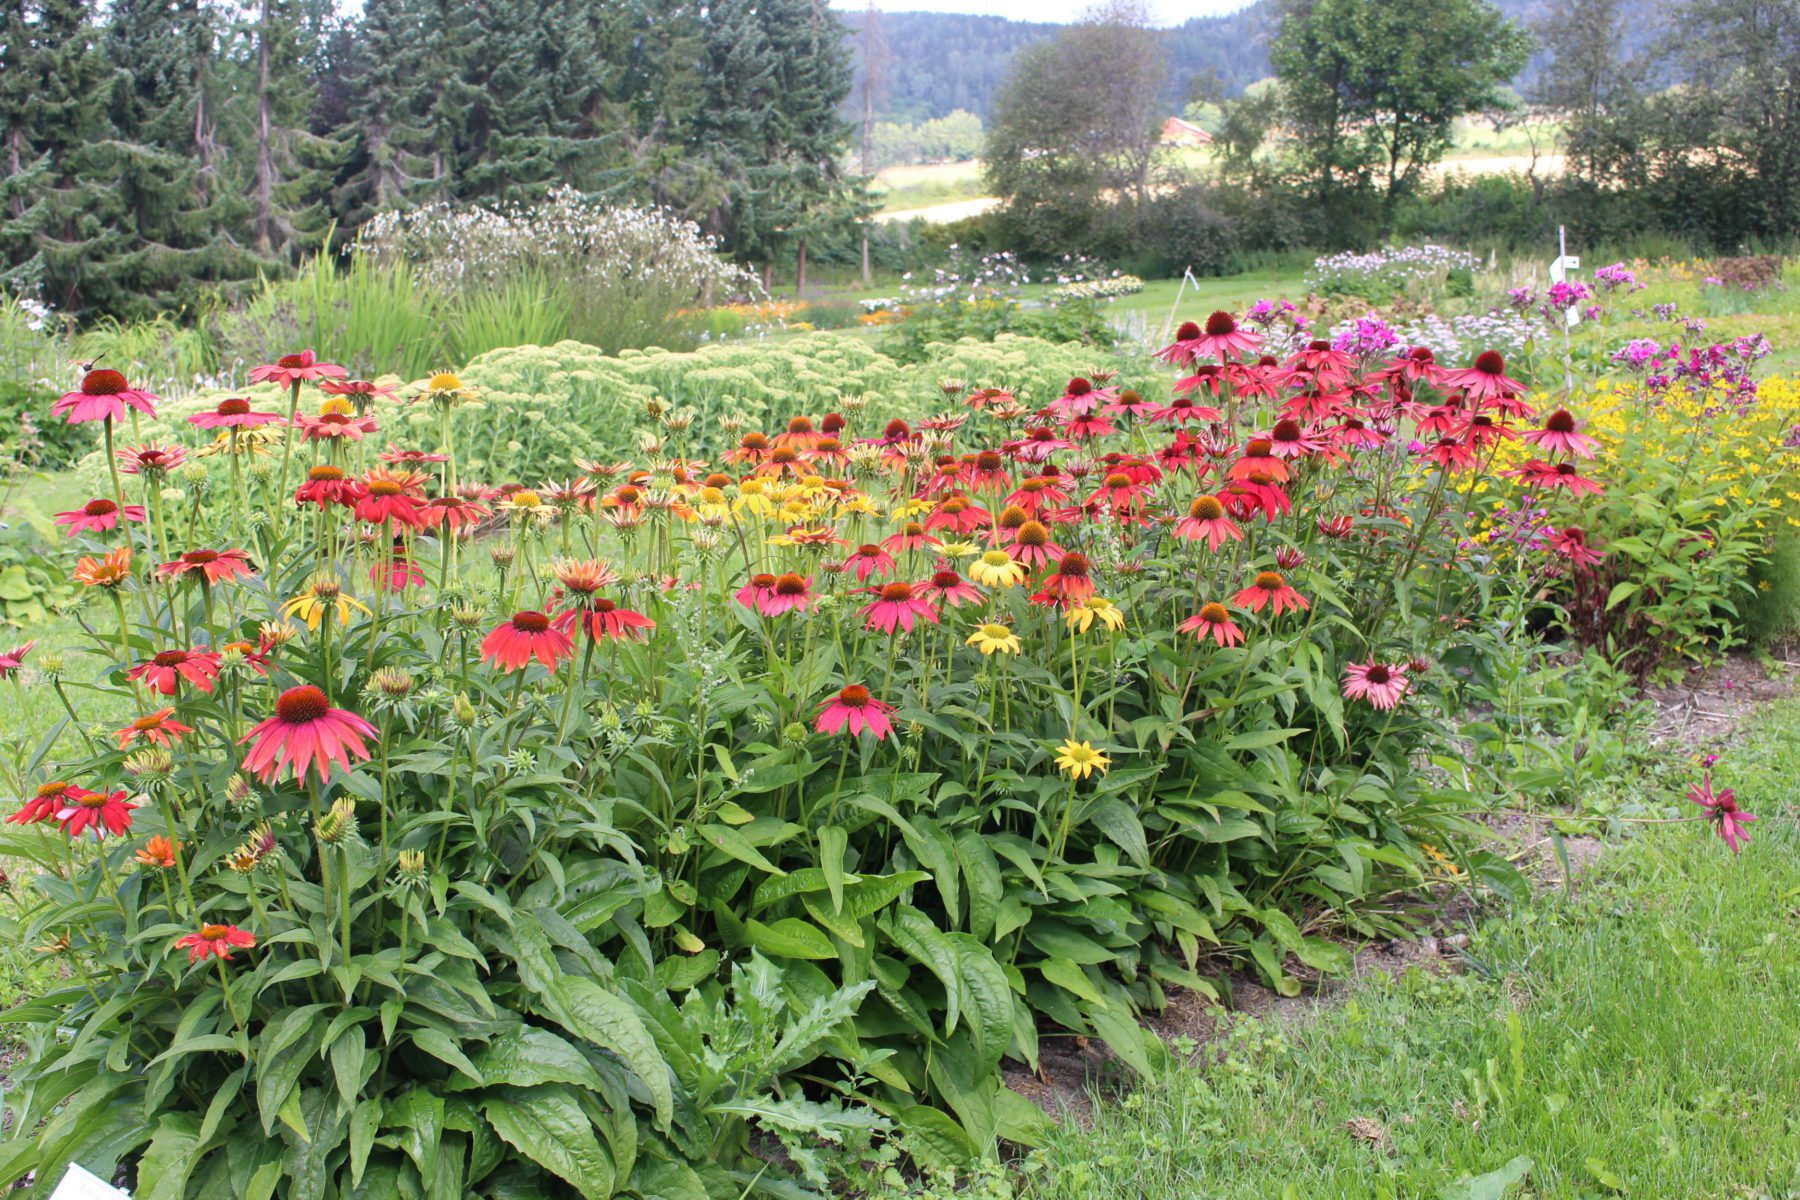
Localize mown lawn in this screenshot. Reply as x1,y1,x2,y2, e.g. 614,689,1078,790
1010,700,1800,1200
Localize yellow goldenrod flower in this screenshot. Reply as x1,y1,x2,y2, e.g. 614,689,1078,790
966,623,1022,656
968,549,1027,589
1064,596,1125,634
1053,739,1110,780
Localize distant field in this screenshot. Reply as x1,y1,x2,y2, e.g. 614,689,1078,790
869,118,1569,224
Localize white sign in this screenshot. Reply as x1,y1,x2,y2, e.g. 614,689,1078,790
51,1164,130,1200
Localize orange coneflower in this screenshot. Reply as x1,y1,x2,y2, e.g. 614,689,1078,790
74,546,133,589
481,611,576,672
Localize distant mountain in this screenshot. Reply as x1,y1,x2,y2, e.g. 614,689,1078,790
845,1,1658,124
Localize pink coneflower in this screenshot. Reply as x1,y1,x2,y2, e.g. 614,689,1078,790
295,409,378,442
1064,412,1118,441
1342,660,1410,710
117,708,195,750
1034,552,1096,606
553,596,655,641
371,543,424,592
1006,475,1071,514
772,415,823,452
754,572,817,617
1549,526,1606,572
55,498,145,536
52,369,160,424
117,442,187,476
1150,394,1224,425
1458,412,1515,449
128,648,224,696
1008,519,1067,568
1317,515,1356,539
815,684,895,740
1003,426,1075,464
320,378,399,407
1226,439,1291,485
481,611,576,672
1265,419,1324,461
919,568,983,609
1167,311,1260,362
1172,494,1243,550
1222,474,1292,523
0,640,35,680
923,495,990,536
57,787,134,839
190,396,284,429
1286,340,1357,388
1441,351,1529,410
1103,389,1158,419
1047,377,1112,418
355,468,428,528
735,573,778,612
881,522,941,555
158,548,255,586
1087,471,1152,513
1331,415,1387,450
964,450,1013,492
842,544,898,583
239,685,376,783
249,350,346,388
1179,602,1245,647
1521,409,1600,459
1378,346,1446,387
1233,570,1308,616
295,465,365,510
1687,772,1756,854
1512,459,1604,496
174,923,256,963
860,582,939,634
379,445,450,466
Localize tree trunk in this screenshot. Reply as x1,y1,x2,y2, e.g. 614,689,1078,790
254,0,276,256
796,239,808,293
860,229,871,287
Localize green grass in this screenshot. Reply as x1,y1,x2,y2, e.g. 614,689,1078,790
1010,701,1800,1199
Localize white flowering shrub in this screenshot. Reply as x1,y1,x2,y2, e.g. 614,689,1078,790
1308,244,1483,302
357,188,763,354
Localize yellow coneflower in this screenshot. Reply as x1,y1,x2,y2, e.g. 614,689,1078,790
281,576,371,631
968,549,1027,589
1064,597,1126,635
966,623,1023,656
420,371,479,407
1053,739,1110,780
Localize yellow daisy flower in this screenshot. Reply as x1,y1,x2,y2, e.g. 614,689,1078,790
966,623,1022,656
1053,739,1110,780
968,549,1027,589
1064,597,1125,634
281,577,371,631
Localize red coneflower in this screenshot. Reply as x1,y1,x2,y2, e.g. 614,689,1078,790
1265,418,1326,460
1687,772,1756,855
249,350,347,388
755,572,817,618
57,787,135,839
174,923,257,963
1179,602,1246,647
128,648,224,696
53,368,160,424
8,780,80,826
370,541,424,592
1003,426,1074,463
1342,660,1410,710
1285,340,1357,388
418,493,493,531
1316,515,1356,539
1457,412,1515,448
1331,414,1387,450
481,611,576,672
923,495,990,536
1034,551,1096,606
1063,412,1117,441
1512,459,1604,496
966,449,1012,491
860,581,940,634
881,522,941,555
354,467,428,528
117,708,195,750
1047,377,1115,419
158,548,255,586
1233,570,1308,616
842,543,897,583
1549,526,1607,572
379,445,451,467
1521,409,1600,459
1103,389,1158,419
1174,495,1243,551
238,685,377,783
1149,394,1224,425
1087,470,1151,513
1222,473,1292,522
919,567,984,609
1006,474,1071,513
320,378,399,406
1377,345,1446,387
55,497,146,535
190,396,284,429
773,415,824,451
735,573,779,611
1441,350,1529,411
0,640,34,680
1422,436,1477,472
294,464,365,509
1226,438,1291,484
553,596,656,642
815,684,895,740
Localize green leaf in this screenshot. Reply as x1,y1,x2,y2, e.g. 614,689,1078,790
1087,1001,1156,1080
135,1114,205,1200
895,1104,978,1172
481,1086,615,1200
410,1029,485,1086
546,978,674,1130
818,825,848,913
695,823,786,875
452,1025,608,1093
744,917,836,960
1441,1155,1533,1200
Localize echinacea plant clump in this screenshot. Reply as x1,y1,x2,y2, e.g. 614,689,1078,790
0,317,1759,1198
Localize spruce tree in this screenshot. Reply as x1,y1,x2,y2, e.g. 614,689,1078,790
236,0,345,259
330,0,436,225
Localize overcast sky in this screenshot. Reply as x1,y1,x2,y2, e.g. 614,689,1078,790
828,0,1253,23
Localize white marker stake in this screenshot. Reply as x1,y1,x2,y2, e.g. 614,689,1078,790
50,1164,130,1199
1550,226,1582,389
